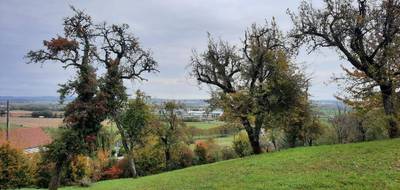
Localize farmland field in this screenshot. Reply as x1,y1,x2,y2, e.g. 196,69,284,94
185,121,225,129
0,122,22,130
0,116,63,128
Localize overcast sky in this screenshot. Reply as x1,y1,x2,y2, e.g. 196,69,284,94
0,0,346,100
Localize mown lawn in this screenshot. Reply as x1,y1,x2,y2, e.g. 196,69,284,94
185,121,225,129
59,138,400,190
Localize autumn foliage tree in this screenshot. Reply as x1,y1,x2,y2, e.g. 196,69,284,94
190,20,308,154
95,22,157,177
26,7,157,189
289,0,400,138
115,91,153,177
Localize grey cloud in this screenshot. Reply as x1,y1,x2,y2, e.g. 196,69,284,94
0,0,343,99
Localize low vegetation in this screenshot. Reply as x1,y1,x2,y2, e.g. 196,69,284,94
52,139,400,190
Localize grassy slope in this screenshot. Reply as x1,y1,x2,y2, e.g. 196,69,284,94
63,139,400,190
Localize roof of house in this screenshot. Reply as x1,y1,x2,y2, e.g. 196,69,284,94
0,127,52,149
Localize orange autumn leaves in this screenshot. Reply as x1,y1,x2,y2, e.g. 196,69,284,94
44,37,78,55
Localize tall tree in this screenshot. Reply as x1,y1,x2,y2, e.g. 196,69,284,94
26,8,107,190
94,22,157,177
289,0,400,138
26,7,157,189
190,21,308,154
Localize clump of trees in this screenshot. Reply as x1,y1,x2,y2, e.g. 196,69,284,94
31,111,58,118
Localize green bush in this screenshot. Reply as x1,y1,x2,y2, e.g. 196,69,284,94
35,161,53,188
0,143,34,189
133,138,165,176
232,131,252,157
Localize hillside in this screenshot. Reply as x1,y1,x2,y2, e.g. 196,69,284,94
62,139,400,190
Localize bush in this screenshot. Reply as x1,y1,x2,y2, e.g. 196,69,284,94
176,144,194,168
194,141,209,164
0,143,33,189
204,139,222,162
35,161,54,188
221,146,237,160
26,153,41,186
92,150,113,181
70,155,93,185
232,131,252,157
194,139,221,164
133,138,165,176
102,165,123,179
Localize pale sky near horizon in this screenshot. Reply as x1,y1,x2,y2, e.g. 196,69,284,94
0,0,346,100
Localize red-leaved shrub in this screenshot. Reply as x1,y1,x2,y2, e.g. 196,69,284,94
102,166,123,179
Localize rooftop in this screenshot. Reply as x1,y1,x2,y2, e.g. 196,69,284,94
0,127,52,150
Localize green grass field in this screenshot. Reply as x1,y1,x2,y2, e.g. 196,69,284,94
0,122,22,130
185,121,225,129
58,138,400,190
213,135,234,147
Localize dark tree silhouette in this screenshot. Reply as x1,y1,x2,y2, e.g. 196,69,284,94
289,0,400,138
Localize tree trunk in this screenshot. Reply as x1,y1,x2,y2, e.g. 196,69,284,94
380,84,399,138
272,139,277,151
308,139,313,146
126,150,138,177
48,160,63,190
115,122,137,177
240,117,262,154
165,147,171,168
288,135,297,148
357,120,366,141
